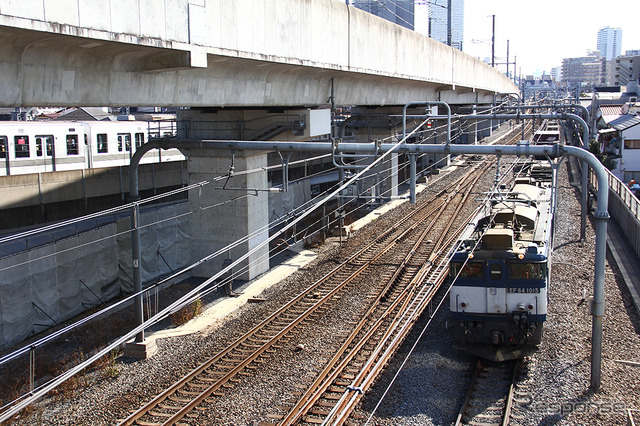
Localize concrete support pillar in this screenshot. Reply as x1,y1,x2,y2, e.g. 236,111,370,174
187,149,270,281
347,107,403,200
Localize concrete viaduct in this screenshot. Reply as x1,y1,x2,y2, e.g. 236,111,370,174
0,0,517,108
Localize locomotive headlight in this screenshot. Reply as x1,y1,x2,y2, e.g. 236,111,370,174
468,253,474,259
517,252,525,260
518,303,526,311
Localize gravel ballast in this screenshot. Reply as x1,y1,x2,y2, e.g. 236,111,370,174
8,159,640,426
353,162,640,425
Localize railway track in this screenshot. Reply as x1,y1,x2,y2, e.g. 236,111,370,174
119,125,527,426
267,164,487,425
455,359,522,426
118,163,489,426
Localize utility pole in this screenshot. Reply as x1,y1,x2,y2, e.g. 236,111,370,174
491,15,495,67
447,0,452,46
495,40,516,81
506,39,510,78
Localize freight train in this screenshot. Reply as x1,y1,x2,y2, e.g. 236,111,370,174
0,120,184,176
449,157,556,361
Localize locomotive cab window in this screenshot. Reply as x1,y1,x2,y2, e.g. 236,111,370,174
0,136,8,159
15,136,30,158
118,133,131,152
451,261,485,279
508,262,546,280
96,134,108,153
66,134,79,155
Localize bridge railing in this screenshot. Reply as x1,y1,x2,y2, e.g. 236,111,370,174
590,168,640,257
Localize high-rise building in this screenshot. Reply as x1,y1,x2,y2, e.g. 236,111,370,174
597,27,622,61
561,53,605,89
610,54,640,87
351,0,415,31
426,0,464,50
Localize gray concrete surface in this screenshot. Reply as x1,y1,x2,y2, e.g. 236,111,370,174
0,0,517,107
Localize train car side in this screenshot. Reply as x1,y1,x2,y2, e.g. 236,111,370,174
0,120,184,176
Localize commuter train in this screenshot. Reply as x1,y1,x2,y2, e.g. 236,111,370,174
449,157,556,361
0,120,184,176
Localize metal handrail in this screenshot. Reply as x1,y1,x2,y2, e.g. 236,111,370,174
589,168,640,221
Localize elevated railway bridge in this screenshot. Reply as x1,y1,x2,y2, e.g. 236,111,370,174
0,0,639,422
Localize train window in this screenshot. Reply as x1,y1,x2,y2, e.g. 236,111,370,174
0,136,7,158
489,263,502,280
508,262,546,280
96,134,108,153
135,133,144,148
117,133,131,152
450,261,485,279
624,139,640,149
46,136,53,156
66,134,79,155
14,135,30,158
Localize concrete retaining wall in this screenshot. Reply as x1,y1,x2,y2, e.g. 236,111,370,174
0,161,186,210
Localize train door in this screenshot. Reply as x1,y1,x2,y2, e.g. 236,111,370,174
82,133,92,169
0,136,9,175
117,133,132,161
35,134,56,172
486,261,507,313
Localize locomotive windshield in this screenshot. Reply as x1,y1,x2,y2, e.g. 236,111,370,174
508,262,546,280
450,261,485,279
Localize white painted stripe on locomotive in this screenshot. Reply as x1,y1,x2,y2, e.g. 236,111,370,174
450,285,548,315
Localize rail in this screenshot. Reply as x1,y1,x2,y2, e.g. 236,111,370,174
118,174,471,425
455,360,521,426
589,168,640,257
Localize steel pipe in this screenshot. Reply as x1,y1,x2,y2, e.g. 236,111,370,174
127,119,604,391
128,140,164,344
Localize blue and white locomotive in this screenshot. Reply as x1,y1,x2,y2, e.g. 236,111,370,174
449,159,556,361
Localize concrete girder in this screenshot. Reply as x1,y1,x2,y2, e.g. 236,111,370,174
0,0,518,107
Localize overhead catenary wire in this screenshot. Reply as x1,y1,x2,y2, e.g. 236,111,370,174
1,109,516,415
1,109,509,276
0,140,410,369
0,116,436,422
363,156,524,424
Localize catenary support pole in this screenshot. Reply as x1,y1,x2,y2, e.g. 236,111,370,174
402,101,451,204
409,154,416,204
128,140,164,353
136,138,607,390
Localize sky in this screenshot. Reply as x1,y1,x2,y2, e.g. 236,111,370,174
462,0,640,77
